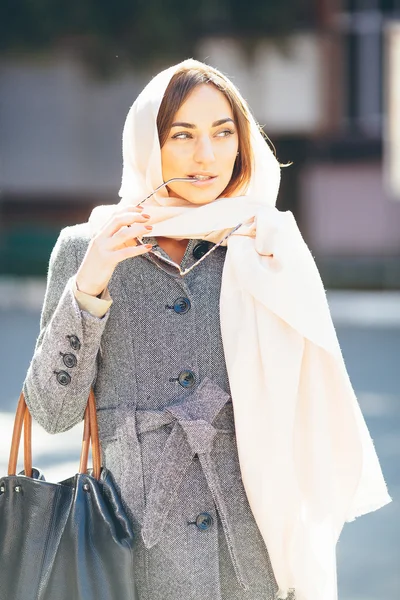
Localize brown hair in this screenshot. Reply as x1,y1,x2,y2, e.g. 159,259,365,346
156,60,253,197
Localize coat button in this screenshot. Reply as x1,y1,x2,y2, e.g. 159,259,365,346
196,513,213,531
173,297,191,314
61,352,77,368
178,370,196,388
67,335,81,351
193,241,211,260
54,370,71,386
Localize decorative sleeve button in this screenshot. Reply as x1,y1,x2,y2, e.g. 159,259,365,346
67,335,81,351
54,371,71,386
60,352,77,368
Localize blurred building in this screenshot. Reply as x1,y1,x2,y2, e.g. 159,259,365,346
0,0,399,287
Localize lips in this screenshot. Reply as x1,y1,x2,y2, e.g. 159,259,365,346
187,175,218,187
188,173,218,180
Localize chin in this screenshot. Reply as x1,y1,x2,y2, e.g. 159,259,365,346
185,194,219,205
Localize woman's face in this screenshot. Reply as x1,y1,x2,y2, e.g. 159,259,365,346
160,83,239,204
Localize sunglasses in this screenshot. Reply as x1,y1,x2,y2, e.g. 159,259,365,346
135,177,245,276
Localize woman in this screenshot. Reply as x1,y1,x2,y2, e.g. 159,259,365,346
24,59,390,600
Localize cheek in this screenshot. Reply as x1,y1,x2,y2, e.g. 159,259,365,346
160,146,172,174
219,139,239,165
161,144,185,176
221,148,239,177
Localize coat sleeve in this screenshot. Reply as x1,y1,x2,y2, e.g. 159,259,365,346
23,226,110,434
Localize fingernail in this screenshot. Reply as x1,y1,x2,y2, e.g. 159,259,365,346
145,244,153,249
145,225,153,230
142,213,151,218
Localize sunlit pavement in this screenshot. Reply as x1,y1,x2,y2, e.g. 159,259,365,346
0,282,399,600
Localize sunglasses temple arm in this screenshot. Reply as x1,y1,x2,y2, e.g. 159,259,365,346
134,178,197,245
137,177,196,206
134,180,178,245
137,183,166,206
180,221,247,275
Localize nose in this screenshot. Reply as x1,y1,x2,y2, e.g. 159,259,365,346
193,135,215,165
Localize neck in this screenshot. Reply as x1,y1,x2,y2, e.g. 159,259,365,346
156,237,189,265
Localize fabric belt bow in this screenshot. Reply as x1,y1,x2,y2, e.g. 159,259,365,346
137,378,248,590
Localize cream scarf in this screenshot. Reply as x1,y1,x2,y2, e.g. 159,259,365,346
89,60,391,600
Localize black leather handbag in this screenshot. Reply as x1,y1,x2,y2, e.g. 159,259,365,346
0,389,136,600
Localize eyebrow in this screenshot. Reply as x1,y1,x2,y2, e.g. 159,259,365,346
170,117,235,129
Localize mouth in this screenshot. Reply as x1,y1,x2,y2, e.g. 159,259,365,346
187,173,218,186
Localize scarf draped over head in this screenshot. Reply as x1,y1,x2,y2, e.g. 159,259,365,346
89,59,391,600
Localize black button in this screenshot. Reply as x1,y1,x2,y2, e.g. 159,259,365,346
196,513,213,531
55,371,71,386
193,241,210,260
61,353,77,368
173,297,191,314
178,370,196,388
67,335,81,351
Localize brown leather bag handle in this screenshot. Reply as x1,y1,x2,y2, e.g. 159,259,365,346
7,388,101,480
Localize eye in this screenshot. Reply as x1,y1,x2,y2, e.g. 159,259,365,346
171,131,193,140
216,129,235,137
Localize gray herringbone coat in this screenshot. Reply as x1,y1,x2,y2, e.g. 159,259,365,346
24,223,282,600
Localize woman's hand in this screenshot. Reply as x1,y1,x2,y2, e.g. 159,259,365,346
76,206,153,297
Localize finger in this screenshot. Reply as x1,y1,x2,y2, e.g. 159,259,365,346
113,204,145,218
109,223,153,249
102,211,151,238
121,237,143,249
114,243,153,263
99,205,144,232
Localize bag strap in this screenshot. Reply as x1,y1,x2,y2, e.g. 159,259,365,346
7,388,101,480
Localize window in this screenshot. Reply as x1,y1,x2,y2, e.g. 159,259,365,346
338,0,400,136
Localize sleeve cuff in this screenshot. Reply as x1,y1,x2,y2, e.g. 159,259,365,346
72,277,113,318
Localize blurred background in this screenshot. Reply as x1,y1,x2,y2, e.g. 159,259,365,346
0,0,399,599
